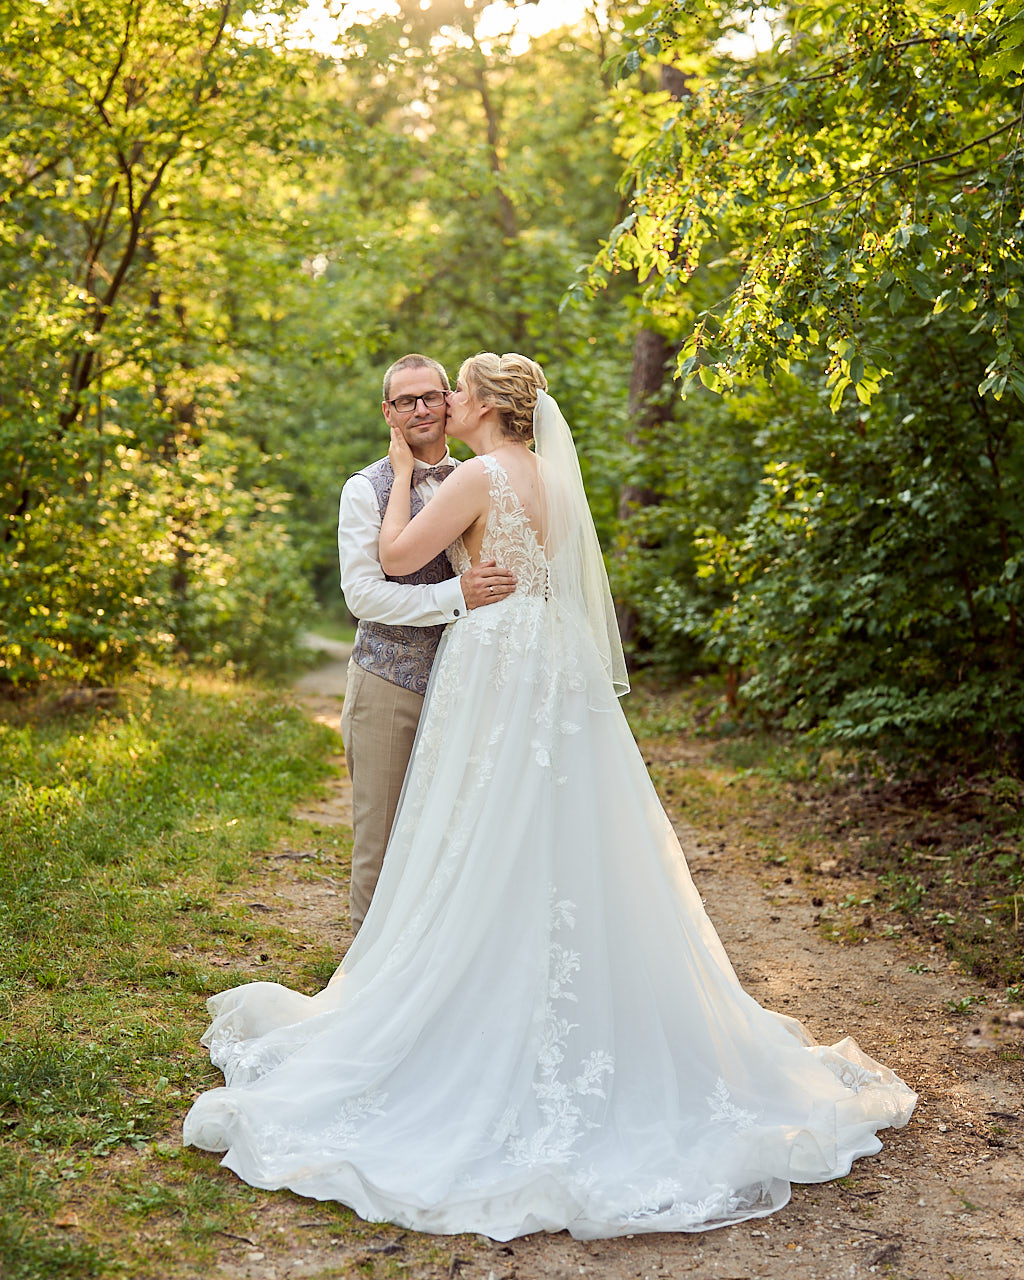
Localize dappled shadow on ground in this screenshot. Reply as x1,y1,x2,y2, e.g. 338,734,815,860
784,770,1024,988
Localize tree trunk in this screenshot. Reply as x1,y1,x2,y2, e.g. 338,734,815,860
616,63,691,654
615,328,673,652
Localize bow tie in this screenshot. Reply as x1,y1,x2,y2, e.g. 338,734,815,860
412,464,455,484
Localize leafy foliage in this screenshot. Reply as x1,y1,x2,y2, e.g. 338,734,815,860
248,1,640,589
0,0,351,683
593,0,1024,764
601,0,1024,406
0,1,639,681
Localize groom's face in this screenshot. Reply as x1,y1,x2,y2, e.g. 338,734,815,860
382,367,449,461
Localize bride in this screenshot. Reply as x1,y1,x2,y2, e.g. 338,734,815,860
183,352,915,1239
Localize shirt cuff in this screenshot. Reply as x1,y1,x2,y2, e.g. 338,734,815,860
437,575,467,620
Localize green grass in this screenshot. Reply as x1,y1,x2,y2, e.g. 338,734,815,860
305,600,357,647
311,618,357,646
0,671,340,1279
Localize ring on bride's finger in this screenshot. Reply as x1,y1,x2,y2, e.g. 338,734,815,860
488,585,494,594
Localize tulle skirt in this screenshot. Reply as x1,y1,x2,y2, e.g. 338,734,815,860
183,594,916,1238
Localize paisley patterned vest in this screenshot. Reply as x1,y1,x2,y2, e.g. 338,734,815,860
350,458,457,695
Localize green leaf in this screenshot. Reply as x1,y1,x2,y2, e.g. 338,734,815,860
909,269,936,301
829,376,850,412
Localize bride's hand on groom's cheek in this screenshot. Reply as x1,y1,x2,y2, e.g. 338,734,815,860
388,427,414,477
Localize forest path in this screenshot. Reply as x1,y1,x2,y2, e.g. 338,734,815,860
208,647,1024,1280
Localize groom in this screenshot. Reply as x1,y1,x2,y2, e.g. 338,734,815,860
338,353,516,933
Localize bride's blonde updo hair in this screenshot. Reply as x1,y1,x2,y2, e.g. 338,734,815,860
459,352,548,443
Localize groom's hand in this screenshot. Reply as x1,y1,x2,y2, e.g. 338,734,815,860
460,560,516,610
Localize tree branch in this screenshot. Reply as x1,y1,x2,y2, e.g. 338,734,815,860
96,0,139,113
786,119,1019,212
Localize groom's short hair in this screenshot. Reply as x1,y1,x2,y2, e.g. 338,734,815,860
382,354,450,402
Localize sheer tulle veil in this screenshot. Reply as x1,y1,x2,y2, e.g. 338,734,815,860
533,388,629,698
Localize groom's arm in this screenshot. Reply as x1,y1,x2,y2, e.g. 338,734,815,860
339,478,512,623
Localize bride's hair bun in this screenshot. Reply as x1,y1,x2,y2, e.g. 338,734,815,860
459,352,548,443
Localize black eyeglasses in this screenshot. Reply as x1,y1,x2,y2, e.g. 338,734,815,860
387,390,449,413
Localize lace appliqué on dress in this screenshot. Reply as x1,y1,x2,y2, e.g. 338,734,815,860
448,457,547,696
498,890,614,1168
440,457,583,786
624,1177,774,1227
617,1081,765,1226
707,1078,758,1130
812,1045,885,1095
234,1090,389,1164
207,1029,303,1088
479,454,550,598
322,1089,388,1145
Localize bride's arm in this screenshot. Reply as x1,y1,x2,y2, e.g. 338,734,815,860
380,432,489,575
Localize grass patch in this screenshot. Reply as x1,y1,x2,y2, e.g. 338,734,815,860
0,670,339,1279
306,600,357,647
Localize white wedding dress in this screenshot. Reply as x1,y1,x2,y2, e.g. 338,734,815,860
183,453,916,1239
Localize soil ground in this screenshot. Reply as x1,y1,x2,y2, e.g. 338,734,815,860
194,640,1024,1280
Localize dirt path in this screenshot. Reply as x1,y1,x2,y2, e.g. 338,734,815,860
209,643,1024,1280
289,634,354,832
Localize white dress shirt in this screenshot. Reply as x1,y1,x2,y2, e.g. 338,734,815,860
338,453,466,625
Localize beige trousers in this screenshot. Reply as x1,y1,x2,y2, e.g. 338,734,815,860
340,659,425,933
